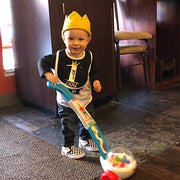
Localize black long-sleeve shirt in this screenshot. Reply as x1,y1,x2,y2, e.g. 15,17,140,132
38,49,100,107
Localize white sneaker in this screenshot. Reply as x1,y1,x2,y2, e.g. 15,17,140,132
61,145,85,159
79,138,98,152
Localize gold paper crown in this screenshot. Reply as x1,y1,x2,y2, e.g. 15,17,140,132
61,11,91,36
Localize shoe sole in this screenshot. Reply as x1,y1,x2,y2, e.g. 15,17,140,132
61,152,85,159
79,143,98,152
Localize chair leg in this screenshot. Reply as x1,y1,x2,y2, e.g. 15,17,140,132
116,55,122,90
147,51,151,82
114,41,122,101
114,55,121,101
141,53,149,92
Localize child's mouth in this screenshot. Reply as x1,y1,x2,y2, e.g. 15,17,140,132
73,47,81,51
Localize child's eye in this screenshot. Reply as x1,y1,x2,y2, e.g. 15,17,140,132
68,38,74,40
79,38,84,41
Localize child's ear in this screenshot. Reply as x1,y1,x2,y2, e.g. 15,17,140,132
87,36,91,43
61,33,65,41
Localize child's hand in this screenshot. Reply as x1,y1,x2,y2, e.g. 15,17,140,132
93,80,102,92
44,72,58,84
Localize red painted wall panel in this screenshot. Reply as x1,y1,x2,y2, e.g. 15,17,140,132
0,32,16,95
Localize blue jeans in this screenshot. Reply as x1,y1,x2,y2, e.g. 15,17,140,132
58,102,95,147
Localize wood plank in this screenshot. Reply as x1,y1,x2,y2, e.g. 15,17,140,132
129,168,162,180
129,144,180,180
139,156,180,180
159,145,180,165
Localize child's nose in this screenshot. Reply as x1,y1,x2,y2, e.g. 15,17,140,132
73,40,79,45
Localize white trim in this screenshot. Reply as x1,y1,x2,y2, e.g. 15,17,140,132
4,69,15,77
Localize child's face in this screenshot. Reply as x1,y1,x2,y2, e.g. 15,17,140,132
62,29,91,58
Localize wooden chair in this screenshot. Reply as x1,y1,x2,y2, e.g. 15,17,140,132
113,0,152,100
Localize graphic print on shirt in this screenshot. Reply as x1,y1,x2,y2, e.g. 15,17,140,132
66,61,79,88
55,50,92,91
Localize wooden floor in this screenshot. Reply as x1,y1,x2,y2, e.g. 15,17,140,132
129,144,180,180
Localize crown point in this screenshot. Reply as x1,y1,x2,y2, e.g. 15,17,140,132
62,11,91,36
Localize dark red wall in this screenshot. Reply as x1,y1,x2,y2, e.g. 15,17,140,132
0,32,16,95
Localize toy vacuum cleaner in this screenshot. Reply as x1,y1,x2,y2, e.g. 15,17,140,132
47,81,137,180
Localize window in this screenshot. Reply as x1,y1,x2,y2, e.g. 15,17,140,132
0,0,15,76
